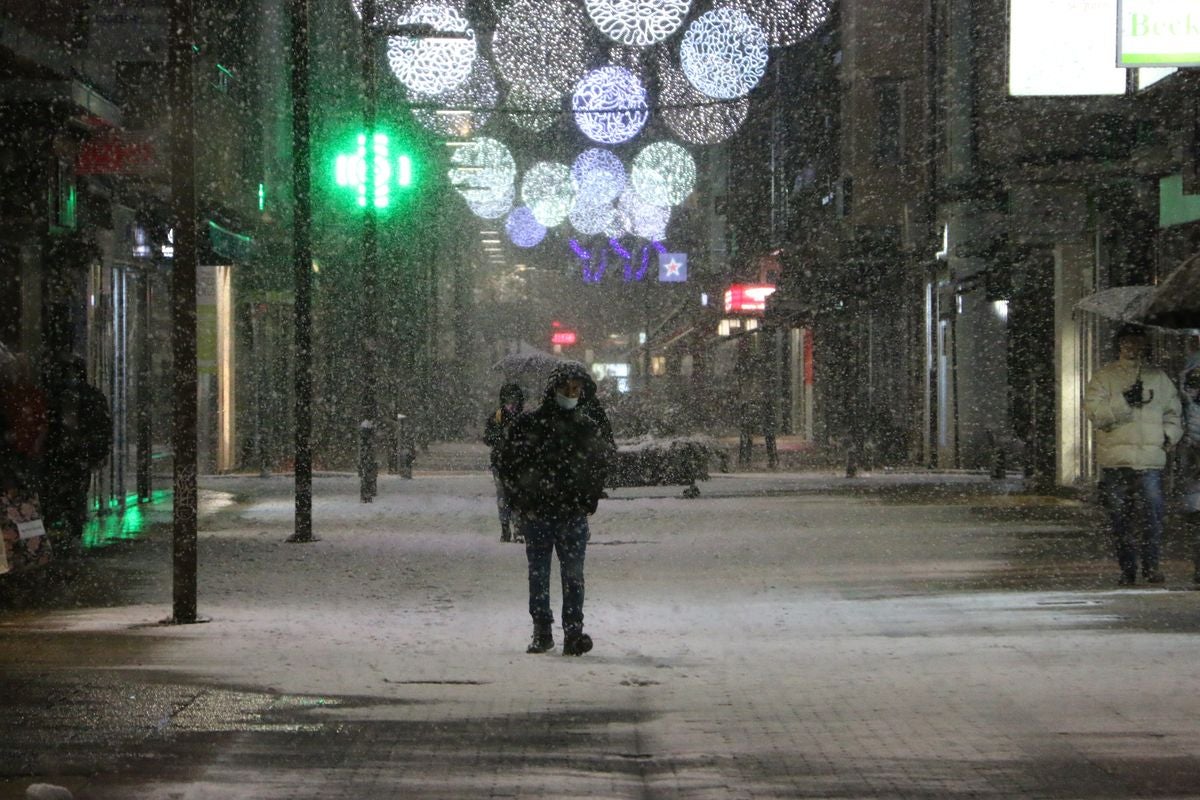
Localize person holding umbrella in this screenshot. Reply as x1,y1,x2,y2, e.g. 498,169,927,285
484,382,524,543
1085,324,1182,585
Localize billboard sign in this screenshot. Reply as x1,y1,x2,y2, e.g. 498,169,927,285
1118,0,1200,66
1009,0,1127,96
724,284,776,315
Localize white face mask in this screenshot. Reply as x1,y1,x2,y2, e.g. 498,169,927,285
555,392,579,410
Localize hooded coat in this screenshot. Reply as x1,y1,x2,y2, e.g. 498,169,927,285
1084,357,1182,470
497,363,614,520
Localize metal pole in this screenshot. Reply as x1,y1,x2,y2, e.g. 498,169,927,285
359,0,379,503
136,270,152,502
289,0,316,542
168,0,199,624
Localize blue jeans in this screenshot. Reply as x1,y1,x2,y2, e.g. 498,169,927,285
520,515,589,634
1099,468,1165,577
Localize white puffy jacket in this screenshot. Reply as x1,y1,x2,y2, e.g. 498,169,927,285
1084,358,1182,469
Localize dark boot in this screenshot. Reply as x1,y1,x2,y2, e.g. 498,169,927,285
562,631,593,656
526,624,554,654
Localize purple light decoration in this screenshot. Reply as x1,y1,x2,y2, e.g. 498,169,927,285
652,240,667,253
506,206,547,248
569,239,591,259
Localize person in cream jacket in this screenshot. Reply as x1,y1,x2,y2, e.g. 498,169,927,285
1085,324,1182,585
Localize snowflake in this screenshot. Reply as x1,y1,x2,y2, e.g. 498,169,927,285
631,141,696,207
584,0,692,47
658,58,748,145
520,162,576,227
679,8,769,99
385,4,476,95
572,67,650,145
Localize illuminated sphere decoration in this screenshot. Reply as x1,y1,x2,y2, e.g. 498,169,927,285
572,67,649,145
506,206,548,248
520,162,576,227
448,137,516,216
631,142,696,207
619,187,671,241
727,0,831,47
503,86,560,133
604,207,631,239
386,4,477,95
568,200,614,237
658,58,749,145
571,148,626,206
467,184,515,220
679,8,769,99
410,56,499,137
493,0,598,99
584,0,692,46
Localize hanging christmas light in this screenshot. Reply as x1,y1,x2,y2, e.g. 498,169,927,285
619,186,671,241
571,148,627,206
679,8,769,99
584,0,692,47
493,0,598,100
726,0,831,47
349,0,425,21
521,162,576,227
572,67,650,145
569,200,614,236
506,206,548,248
503,85,561,133
658,58,749,145
631,141,696,207
385,4,477,95
448,137,516,218
410,56,499,137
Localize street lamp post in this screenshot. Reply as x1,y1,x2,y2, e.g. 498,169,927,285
358,0,381,503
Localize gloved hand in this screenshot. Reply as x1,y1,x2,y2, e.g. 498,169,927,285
1123,379,1146,407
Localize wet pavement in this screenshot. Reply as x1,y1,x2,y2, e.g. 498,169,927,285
2,467,1200,798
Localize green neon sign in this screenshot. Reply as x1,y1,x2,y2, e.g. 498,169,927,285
333,133,414,210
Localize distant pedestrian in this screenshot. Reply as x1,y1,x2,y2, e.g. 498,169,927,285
1085,324,1182,585
42,357,111,540
484,382,524,543
497,363,613,656
1177,366,1200,585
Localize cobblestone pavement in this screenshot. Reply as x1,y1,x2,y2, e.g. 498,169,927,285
2,471,1200,799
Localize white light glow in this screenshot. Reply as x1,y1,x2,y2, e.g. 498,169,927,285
385,4,477,95
658,57,749,145
572,67,650,144
571,148,627,206
726,0,830,47
1008,0,1126,96
585,0,692,46
521,162,576,227
680,8,769,99
493,0,597,100
410,56,498,137
631,142,696,207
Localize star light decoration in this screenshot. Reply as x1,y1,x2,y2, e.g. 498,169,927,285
679,8,769,99
409,56,499,137
584,0,692,46
385,4,477,95
448,137,516,220
506,206,548,248
493,0,598,101
658,58,749,145
727,0,831,47
572,67,650,145
571,148,626,206
631,142,696,207
520,162,576,227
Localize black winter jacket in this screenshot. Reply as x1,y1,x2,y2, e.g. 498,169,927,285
497,366,613,520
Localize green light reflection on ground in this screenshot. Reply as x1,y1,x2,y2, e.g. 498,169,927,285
81,490,171,550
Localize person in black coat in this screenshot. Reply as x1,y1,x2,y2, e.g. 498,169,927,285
497,362,613,656
483,382,524,542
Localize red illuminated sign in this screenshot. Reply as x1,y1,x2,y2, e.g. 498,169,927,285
551,330,578,346
723,283,776,314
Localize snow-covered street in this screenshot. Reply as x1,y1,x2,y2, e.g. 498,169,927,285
4,470,1200,798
